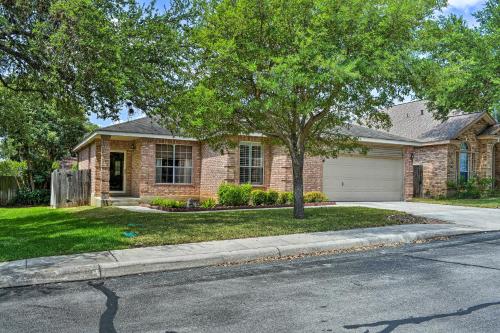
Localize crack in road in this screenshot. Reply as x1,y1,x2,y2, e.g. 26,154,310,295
88,281,119,333
404,254,500,271
344,300,500,333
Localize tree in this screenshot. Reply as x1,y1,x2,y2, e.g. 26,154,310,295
157,0,445,218
412,0,499,120
0,88,92,190
0,0,188,119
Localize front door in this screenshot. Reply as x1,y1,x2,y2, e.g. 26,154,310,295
110,152,124,192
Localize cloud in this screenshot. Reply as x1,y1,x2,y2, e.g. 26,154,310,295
447,0,485,9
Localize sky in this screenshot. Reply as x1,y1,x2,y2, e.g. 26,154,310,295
89,0,488,127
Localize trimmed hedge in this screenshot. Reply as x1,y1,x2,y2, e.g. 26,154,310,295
216,183,329,207
250,189,267,206
266,190,279,205
150,197,185,208
304,191,328,203
277,192,294,205
200,198,217,208
217,183,252,206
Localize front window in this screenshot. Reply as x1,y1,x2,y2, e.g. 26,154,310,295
156,144,193,184
459,142,469,181
239,142,263,185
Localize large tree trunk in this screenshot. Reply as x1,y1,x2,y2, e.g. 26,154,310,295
291,152,305,219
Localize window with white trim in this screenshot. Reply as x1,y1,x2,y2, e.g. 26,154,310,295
239,142,263,185
155,144,193,184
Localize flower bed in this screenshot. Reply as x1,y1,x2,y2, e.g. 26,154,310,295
142,201,336,212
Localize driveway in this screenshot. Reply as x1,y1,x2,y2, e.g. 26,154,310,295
336,202,500,231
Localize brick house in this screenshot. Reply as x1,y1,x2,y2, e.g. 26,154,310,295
74,101,500,206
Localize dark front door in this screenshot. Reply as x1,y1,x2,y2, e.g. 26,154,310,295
110,152,124,192
413,165,423,198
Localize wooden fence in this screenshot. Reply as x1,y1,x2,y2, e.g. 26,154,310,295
50,169,91,208
0,176,18,206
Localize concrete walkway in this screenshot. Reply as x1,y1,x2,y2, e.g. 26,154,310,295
336,202,500,230
0,223,481,288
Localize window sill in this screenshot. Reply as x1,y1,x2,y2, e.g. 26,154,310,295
154,183,195,187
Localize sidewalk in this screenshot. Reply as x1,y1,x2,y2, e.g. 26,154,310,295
0,223,482,288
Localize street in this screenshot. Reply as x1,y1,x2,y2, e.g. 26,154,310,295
1,232,500,333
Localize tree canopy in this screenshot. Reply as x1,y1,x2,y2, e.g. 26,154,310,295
155,0,446,218
0,0,188,119
413,0,499,120
0,88,95,190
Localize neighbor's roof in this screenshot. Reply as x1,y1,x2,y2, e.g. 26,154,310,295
382,100,495,142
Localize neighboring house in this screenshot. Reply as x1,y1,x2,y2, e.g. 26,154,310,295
74,101,500,206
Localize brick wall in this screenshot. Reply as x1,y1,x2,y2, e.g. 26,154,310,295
496,143,500,188
79,136,326,203
199,143,231,199
413,144,450,197
100,136,111,200
130,140,141,197
137,138,202,201
269,145,292,191
403,147,414,200
303,156,323,192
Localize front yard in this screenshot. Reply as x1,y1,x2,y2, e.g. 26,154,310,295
1,206,424,262
412,197,500,209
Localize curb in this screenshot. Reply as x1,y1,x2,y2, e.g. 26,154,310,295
0,228,480,289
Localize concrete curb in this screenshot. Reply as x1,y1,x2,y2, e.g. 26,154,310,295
0,228,480,289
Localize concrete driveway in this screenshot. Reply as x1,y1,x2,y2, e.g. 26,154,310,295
336,201,500,231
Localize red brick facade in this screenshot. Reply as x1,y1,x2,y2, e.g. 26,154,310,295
79,135,324,203
79,126,498,204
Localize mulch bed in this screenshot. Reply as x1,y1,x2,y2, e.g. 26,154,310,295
141,201,336,212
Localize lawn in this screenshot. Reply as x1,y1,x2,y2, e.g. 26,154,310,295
1,206,412,262
412,197,500,209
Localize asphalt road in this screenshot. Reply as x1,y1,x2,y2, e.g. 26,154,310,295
2,232,500,333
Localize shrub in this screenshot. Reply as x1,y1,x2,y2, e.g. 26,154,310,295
265,190,279,205
150,197,185,208
250,189,267,206
277,191,294,205
200,198,217,208
217,183,252,206
450,177,495,199
304,191,328,203
14,188,50,206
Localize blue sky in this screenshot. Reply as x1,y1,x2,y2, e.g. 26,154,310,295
90,0,487,127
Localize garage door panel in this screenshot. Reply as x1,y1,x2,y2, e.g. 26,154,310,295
323,155,403,201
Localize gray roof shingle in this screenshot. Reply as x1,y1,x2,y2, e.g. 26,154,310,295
381,100,491,142
100,117,175,136
340,124,417,142
93,100,497,144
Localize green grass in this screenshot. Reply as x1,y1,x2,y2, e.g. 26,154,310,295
1,206,408,262
412,197,500,209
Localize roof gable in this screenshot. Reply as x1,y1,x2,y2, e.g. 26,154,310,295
382,100,496,142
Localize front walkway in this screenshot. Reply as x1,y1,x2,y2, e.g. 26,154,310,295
337,202,500,231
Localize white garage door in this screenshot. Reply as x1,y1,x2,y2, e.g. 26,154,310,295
323,149,404,201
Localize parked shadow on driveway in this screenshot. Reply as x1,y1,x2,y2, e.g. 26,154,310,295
344,300,500,333
89,281,119,333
